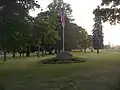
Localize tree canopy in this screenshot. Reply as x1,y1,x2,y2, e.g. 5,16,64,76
93,0,120,25
93,9,104,54
0,0,93,61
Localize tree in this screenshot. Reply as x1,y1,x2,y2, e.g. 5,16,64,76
47,0,78,51
93,0,120,25
54,15,88,51
87,35,93,52
93,6,104,54
0,0,39,61
104,45,111,49
33,10,59,57
80,30,88,53
48,0,72,17
64,22,80,50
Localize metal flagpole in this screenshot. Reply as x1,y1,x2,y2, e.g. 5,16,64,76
61,0,64,52
63,25,65,52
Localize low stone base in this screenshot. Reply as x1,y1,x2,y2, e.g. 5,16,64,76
56,51,73,60
41,51,87,64
41,57,86,64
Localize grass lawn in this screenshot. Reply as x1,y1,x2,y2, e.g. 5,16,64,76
1,51,120,90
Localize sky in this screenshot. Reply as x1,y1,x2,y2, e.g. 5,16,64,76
30,0,120,46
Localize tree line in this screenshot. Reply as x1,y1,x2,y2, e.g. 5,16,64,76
0,0,95,61
92,0,120,54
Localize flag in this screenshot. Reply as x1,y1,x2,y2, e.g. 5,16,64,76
60,11,65,27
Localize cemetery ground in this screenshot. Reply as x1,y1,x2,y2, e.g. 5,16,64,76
1,51,120,90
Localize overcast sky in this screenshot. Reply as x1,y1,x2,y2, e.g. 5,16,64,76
30,0,120,46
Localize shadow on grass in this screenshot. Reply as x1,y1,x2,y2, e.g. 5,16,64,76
38,57,88,64
0,84,5,90
113,78,120,90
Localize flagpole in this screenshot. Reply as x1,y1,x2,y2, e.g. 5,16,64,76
63,25,65,52
61,0,64,52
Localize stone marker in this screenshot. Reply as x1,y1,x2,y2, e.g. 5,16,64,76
56,51,72,60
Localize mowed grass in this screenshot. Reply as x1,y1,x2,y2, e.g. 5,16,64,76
1,51,120,90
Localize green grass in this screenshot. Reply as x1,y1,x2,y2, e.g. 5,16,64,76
1,51,120,90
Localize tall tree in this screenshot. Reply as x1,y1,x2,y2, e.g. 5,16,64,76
47,0,75,51
87,35,93,52
93,6,104,54
48,0,72,17
33,11,59,57
0,0,39,61
93,0,120,25
80,30,88,53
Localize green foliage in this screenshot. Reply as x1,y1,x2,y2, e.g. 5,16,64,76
93,8,104,51
0,0,39,60
0,0,93,61
47,1,91,50
104,45,111,49
87,35,93,48
48,0,72,17
101,0,120,6
33,10,59,45
93,0,120,25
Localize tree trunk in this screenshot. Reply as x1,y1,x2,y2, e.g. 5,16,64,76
12,48,16,58
13,53,15,58
48,50,52,55
84,48,86,53
41,39,44,57
54,49,57,54
97,49,99,54
19,52,21,57
37,48,40,58
49,51,52,55
42,50,44,57
37,36,40,58
3,49,6,61
91,49,94,52
79,48,83,52
58,49,60,52
45,50,47,55
28,45,31,56
41,46,44,57
22,52,24,57
26,52,29,57
26,45,30,57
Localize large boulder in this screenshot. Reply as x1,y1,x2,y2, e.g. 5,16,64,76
56,51,73,60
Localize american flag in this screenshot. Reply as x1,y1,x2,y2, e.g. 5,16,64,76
60,11,65,27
